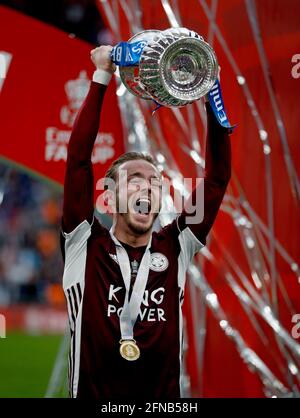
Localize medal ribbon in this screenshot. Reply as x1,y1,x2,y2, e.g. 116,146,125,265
109,228,151,341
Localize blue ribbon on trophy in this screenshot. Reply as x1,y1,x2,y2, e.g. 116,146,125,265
208,80,236,131
111,28,235,131
111,41,147,66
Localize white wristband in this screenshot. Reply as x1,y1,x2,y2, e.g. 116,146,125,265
92,69,113,86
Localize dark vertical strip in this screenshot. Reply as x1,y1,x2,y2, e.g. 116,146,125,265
69,329,75,397
71,327,76,397
67,283,83,398
67,289,76,398
67,288,76,327
76,282,82,302
68,353,71,397
71,286,79,315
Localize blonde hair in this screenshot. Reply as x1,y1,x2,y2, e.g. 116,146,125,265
104,152,158,188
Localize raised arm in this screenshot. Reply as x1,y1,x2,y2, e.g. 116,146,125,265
178,100,232,246
62,46,115,233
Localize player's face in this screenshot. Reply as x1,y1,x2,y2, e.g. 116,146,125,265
116,160,162,235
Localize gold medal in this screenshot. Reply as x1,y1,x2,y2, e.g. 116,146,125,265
119,339,140,361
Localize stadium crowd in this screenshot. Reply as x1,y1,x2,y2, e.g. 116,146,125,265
0,0,106,307
0,165,64,305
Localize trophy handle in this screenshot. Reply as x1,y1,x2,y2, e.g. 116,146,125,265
118,30,162,100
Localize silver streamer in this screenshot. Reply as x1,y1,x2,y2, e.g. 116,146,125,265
45,328,70,398
245,0,300,202
188,263,291,397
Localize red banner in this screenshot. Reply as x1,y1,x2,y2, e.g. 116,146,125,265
0,6,124,190
1,305,67,334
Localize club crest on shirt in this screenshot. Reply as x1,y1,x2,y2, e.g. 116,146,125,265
109,251,169,272
149,252,169,272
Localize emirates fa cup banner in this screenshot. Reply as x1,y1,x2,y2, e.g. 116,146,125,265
0,6,124,191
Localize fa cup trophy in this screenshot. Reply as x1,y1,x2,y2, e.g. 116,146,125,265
111,27,234,130
111,28,219,107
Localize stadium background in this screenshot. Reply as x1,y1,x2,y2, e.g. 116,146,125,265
0,0,299,398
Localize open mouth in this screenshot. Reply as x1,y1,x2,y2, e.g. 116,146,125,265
133,197,151,215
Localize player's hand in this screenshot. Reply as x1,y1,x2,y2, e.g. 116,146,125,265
205,65,221,103
90,45,116,74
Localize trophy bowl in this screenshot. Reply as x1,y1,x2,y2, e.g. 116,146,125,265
118,28,219,107
160,37,218,101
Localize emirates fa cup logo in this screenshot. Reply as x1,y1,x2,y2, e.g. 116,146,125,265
60,70,90,127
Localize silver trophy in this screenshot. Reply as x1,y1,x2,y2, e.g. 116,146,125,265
118,28,219,107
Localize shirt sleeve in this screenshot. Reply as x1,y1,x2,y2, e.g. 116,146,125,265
62,81,108,233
